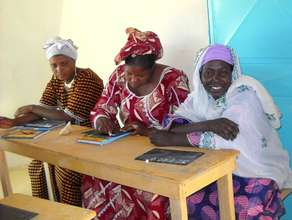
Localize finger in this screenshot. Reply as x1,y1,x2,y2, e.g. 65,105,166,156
223,125,236,138
217,129,230,140
103,121,113,134
226,124,239,139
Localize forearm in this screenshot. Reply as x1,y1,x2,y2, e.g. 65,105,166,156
173,132,193,146
32,105,72,121
13,113,41,126
170,121,209,133
150,130,194,147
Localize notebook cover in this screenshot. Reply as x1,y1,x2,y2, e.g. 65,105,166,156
77,130,130,145
0,204,38,220
21,119,66,130
135,148,204,165
1,128,48,139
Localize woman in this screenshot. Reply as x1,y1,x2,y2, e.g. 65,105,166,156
0,37,104,206
150,44,292,219
82,28,190,219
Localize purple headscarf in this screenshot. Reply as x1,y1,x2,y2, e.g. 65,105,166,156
202,44,233,66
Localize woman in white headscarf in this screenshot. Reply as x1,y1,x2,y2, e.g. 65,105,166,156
0,37,103,206
150,44,292,219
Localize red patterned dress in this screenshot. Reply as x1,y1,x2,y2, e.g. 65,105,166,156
82,64,189,220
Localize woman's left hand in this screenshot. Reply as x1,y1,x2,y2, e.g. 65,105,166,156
14,105,36,117
0,117,16,128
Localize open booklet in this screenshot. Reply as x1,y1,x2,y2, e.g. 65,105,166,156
16,119,66,131
135,148,204,165
0,204,38,220
77,129,130,145
1,128,48,140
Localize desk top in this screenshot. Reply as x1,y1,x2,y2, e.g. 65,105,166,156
0,194,96,220
0,126,238,198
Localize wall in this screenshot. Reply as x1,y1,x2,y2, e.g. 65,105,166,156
0,0,209,165
0,0,63,167
59,0,209,81
208,0,292,218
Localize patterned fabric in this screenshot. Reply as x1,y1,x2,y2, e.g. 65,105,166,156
40,68,103,126
186,131,202,146
28,160,49,199
29,68,103,206
83,65,189,219
82,177,170,220
90,65,189,129
187,175,285,220
114,28,163,65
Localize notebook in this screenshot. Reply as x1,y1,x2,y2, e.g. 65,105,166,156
18,119,66,131
1,128,48,140
135,148,204,165
0,204,38,220
77,129,130,145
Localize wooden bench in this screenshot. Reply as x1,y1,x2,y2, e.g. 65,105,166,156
281,188,292,200
0,193,96,220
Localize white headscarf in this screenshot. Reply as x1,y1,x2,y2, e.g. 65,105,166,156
175,45,281,128
43,36,78,60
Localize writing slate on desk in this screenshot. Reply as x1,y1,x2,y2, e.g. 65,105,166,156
135,148,204,165
0,204,38,220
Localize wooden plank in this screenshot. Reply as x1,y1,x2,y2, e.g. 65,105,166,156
0,193,96,220
0,149,12,197
217,173,235,220
169,196,188,220
181,157,237,197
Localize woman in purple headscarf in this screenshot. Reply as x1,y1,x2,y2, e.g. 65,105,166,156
150,44,292,219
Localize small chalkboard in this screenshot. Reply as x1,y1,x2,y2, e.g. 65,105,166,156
135,148,204,165
0,204,38,220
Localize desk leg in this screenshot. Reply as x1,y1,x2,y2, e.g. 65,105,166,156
217,173,235,220
0,150,12,197
169,196,188,220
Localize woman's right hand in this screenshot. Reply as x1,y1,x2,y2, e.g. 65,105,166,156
122,121,151,136
95,117,115,135
205,118,239,140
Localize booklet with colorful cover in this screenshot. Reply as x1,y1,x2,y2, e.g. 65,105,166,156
77,129,130,145
1,128,48,140
135,148,204,165
18,119,66,131
0,204,38,220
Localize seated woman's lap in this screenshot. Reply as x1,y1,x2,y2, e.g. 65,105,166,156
81,176,170,220
187,175,285,220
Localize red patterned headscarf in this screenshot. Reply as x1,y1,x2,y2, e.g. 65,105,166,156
114,27,163,65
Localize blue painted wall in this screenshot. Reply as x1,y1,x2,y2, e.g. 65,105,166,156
207,0,292,218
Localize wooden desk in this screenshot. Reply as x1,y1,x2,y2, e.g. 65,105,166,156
0,126,238,220
0,193,96,220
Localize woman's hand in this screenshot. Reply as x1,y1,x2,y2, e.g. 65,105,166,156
0,117,16,129
14,105,36,117
122,121,150,136
205,118,239,140
95,117,115,135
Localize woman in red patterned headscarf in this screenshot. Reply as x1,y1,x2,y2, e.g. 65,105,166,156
81,28,190,220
